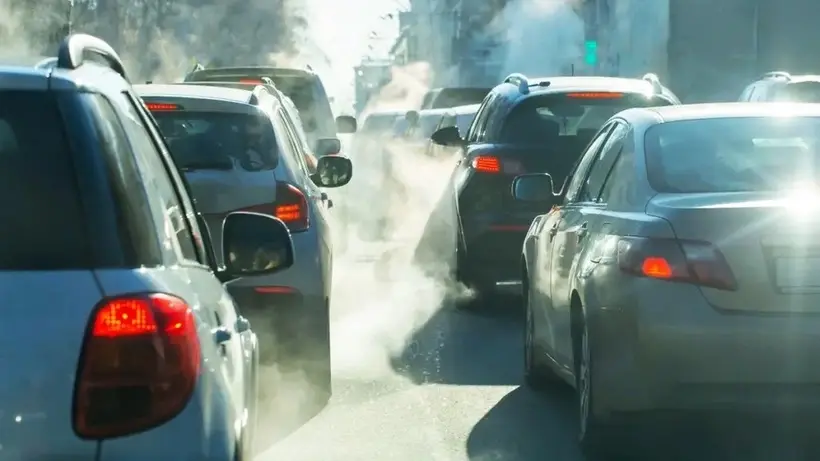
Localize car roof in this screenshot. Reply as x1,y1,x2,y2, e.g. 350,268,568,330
628,102,820,122
134,83,253,103
529,76,657,94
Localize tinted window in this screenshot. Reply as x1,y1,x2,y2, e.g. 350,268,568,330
772,82,820,102
501,92,671,144
0,91,91,269
456,111,477,136
149,110,278,171
645,117,820,192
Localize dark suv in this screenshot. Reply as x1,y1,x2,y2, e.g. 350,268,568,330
427,73,680,305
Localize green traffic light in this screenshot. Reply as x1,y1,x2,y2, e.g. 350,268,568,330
585,40,597,65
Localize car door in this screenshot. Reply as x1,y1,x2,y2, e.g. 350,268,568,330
545,122,624,365
117,90,249,422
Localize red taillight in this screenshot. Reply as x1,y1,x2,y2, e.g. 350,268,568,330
470,155,524,174
617,237,737,291
73,293,200,438
145,102,179,111
274,182,309,232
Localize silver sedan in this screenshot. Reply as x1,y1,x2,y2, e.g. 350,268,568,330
515,102,820,458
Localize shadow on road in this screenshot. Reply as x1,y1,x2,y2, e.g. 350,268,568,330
390,300,523,385
467,385,580,461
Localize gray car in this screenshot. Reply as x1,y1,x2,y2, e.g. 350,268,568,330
515,102,820,457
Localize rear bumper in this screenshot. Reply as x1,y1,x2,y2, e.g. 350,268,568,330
459,213,534,294
589,273,820,418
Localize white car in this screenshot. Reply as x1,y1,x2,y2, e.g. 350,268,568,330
136,83,352,397
3,33,293,460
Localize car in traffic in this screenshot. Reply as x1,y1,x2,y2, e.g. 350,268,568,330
428,73,680,306
421,86,492,109
2,33,294,461
516,102,820,457
135,82,353,398
424,103,480,158
183,65,357,153
739,71,820,102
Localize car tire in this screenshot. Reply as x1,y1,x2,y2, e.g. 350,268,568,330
574,311,621,458
523,281,562,390
312,298,332,400
454,231,487,310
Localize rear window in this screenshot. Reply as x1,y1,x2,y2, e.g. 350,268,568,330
148,109,278,171
645,117,820,192
772,82,820,102
501,92,672,144
0,90,91,269
428,88,491,109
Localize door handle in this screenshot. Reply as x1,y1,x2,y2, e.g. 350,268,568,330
235,316,250,333
213,327,232,344
548,224,558,241
327,199,333,209
577,222,588,242
320,192,328,201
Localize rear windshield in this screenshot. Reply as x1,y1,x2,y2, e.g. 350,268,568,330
0,91,91,269
427,88,491,109
772,82,820,102
645,117,820,192
501,92,673,144
148,109,278,171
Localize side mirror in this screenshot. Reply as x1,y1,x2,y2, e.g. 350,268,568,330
405,110,420,126
222,212,294,277
336,115,357,133
431,126,463,147
312,154,352,188
315,137,341,156
512,173,556,202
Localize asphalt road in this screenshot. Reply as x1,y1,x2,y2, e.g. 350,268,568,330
257,301,583,461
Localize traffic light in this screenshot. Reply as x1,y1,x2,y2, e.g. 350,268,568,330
584,40,598,65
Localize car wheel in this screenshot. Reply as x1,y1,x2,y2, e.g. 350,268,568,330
524,283,560,390
575,315,619,458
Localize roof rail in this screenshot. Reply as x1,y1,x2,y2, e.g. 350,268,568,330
760,71,790,80
56,33,128,81
642,73,662,93
248,85,269,105
305,64,314,72
34,57,57,70
503,73,530,94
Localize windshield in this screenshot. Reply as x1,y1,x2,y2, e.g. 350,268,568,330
645,117,820,192
772,82,820,102
149,110,278,171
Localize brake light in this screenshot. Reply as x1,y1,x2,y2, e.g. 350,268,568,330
145,102,179,111
470,155,524,174
566,92,623,99
274,182,309,232
617,237,737,291
73,294,200,438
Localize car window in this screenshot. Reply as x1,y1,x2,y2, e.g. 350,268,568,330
148,107,278,171
598,144,636,204
772,81,820,102
0,90,93,269
276,108,314,178
563,123,615,203
87,94,163,265
113,92,200,264
645,116,820,192
467,93,497,143
582,122,629,201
